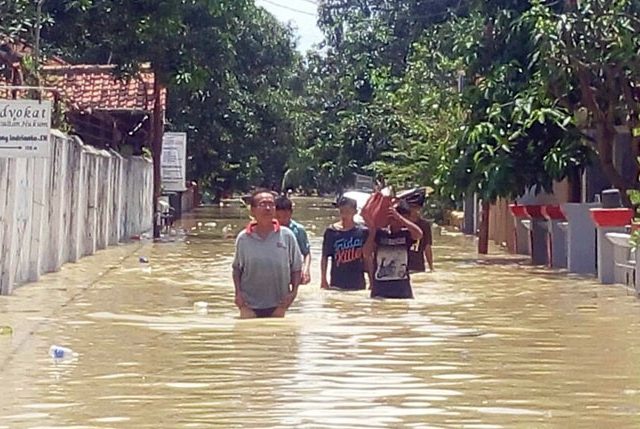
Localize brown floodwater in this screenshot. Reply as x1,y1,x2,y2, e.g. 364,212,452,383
2,198,640,428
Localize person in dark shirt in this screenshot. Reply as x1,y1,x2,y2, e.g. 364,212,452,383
363,200,423,299
321,196,370,291
405,198,434,273
275,195,312,284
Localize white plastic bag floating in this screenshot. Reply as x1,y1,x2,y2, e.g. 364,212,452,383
193,301,209,315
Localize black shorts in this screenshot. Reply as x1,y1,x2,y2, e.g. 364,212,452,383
371,282,414,299
328,285,366,292
253,307,278,318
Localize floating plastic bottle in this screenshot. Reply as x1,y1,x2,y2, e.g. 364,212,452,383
139,256,149,264
49,345,77,360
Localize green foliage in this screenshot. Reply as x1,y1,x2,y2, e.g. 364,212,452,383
34,0,299,197
525,0,640,198
438,3,593,201
6,0,637,204
168,5,302,195
0,0,49,41
295,0,596,203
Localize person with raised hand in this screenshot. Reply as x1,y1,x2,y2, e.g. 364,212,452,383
363,199,423,299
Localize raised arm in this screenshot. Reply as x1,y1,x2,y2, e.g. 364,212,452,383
389,207,423,241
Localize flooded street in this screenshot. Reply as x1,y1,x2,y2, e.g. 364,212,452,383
3,198,640,428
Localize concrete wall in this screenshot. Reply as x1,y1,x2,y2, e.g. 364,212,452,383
0,131,153,295
488,198,515,251
488,181,571,252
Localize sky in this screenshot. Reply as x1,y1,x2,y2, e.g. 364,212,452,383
255,0,325,52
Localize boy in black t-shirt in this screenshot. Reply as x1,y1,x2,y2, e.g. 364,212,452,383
363,200,423,299
321,197,370,291
401,190,434,273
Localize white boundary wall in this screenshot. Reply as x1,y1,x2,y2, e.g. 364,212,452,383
0,131,153,295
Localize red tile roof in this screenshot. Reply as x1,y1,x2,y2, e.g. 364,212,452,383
0,39,165,112
41,64,166,112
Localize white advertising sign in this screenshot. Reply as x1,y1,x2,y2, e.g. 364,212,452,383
161,132,187,192
0,99,51,158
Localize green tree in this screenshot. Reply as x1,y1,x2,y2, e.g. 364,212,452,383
45,0,222,236
167,5,302,197
0,0,43,41
308,0,593,202
290,50,395,193
368,20,468,192
40,1,304,204
526,0,640,201
442,4,591,202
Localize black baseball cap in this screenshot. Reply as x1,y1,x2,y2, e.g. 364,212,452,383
334,196,358,209
398,188,426,207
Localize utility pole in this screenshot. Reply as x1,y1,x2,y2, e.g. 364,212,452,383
457,70,489,254
34,0,45,88
458,70,475,235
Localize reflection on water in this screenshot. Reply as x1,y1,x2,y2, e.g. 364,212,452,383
2,198,640,428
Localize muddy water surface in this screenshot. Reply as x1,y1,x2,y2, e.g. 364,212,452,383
2,198,640,428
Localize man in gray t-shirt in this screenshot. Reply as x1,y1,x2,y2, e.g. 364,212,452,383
232,190,302,318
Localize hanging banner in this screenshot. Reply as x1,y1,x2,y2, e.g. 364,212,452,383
161,132,187,192
0,99,51,158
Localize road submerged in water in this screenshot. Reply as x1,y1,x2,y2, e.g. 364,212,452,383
2,198,640,428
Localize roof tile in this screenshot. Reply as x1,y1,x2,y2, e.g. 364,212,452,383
0,64,165,113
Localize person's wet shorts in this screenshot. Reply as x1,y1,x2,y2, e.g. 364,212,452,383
371,283,414,299
253,307,278,318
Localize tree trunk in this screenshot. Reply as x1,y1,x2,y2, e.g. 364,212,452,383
596,121,633,206
568,167,582,203
151,76,165,239
630,128,640,196
478,201,490,255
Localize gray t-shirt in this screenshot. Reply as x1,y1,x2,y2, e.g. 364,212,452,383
232,224,303,309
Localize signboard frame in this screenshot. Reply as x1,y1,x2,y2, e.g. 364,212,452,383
0,99,52,158
161,132,187,193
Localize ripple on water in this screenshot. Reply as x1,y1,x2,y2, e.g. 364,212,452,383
4,202,640,428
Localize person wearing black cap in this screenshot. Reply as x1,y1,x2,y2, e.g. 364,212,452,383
320,196,370,291
402,189,434,272
363,200,423,299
